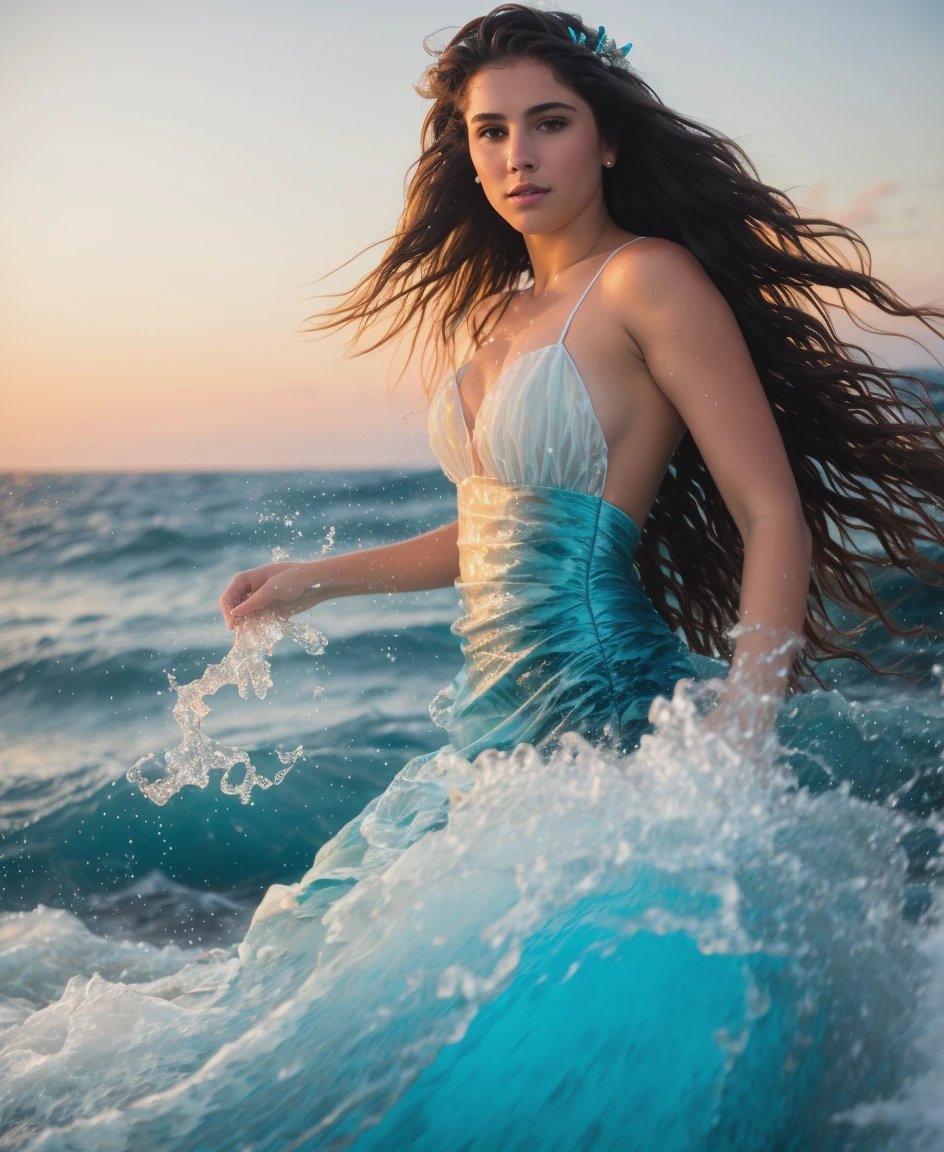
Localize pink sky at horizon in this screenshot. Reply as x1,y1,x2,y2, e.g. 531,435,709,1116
2,0,942,473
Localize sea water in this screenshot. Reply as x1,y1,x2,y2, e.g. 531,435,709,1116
1,371,943,1150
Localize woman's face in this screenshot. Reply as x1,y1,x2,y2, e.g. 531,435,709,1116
462,57,614,234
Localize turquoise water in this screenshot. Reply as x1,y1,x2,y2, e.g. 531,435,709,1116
1,369,943,1149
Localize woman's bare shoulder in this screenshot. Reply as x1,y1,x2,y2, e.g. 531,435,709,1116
604,236,709,291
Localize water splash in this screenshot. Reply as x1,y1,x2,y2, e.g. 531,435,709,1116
17,680,935,1149
127,611,327,806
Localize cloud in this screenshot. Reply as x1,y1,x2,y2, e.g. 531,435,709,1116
833,181,899,228
795,180,903,230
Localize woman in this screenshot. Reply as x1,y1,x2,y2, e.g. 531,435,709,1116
14,7,940,1150
224,7,942,753
209,11,944,1147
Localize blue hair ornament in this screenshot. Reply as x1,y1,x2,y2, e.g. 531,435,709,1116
567,23,632,57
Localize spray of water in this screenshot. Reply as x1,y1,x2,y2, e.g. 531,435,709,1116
127,611,327,806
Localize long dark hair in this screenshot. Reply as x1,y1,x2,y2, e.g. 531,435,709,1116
304,3,944,687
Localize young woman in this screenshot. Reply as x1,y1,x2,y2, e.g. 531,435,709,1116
223,8,943,758
178,4,944,1148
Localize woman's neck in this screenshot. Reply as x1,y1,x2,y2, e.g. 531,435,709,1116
521,216,624,295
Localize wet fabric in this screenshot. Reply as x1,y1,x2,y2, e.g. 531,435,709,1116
429,476,697,759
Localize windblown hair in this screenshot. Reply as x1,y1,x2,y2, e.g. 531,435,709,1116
304,3,944,687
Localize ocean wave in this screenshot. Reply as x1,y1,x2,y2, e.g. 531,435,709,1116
0,684,938,1150
2,432,944,1148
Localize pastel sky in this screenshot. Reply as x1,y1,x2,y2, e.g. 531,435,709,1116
2,0,941,472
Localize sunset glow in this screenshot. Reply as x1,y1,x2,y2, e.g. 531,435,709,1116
2,0,941,471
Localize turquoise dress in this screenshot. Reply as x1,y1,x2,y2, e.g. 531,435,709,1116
426,237,698,763
234,241,912,1151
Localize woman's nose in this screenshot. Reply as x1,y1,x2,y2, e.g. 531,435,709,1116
505,132,536,173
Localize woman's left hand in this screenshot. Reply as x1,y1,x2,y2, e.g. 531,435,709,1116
703,679,779,758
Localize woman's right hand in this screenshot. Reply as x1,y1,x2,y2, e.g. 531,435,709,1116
220,561,324,630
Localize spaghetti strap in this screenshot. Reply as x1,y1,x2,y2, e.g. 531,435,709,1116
557,236,648,344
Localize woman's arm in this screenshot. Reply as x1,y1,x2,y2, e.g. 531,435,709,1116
613,239,812,724
222,519,460,629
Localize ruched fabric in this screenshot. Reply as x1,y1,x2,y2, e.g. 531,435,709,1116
427,344,608,497
429,476,697,758
427,235,648,501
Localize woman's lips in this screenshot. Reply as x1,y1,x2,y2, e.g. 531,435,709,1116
508,189,549,206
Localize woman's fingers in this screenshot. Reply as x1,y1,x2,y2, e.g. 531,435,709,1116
220,577,247,629
230,585,269,619
221,573,251,610
222,566,302,629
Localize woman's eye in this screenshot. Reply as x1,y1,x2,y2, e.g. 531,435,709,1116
478,118,567,140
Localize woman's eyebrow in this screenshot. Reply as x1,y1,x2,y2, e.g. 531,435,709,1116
469,101,578,124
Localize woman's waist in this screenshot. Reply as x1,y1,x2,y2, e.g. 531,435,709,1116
453,477,669,646
453,561,659,636
456,476,641,586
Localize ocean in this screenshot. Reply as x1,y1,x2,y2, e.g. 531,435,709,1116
1,368,943,1149
1,468,465,946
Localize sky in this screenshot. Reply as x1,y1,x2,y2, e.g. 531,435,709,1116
1,0,942,472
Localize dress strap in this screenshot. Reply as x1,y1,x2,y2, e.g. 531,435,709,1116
557,236,648,345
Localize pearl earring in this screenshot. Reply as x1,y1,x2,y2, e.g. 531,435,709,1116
474,175,481,184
